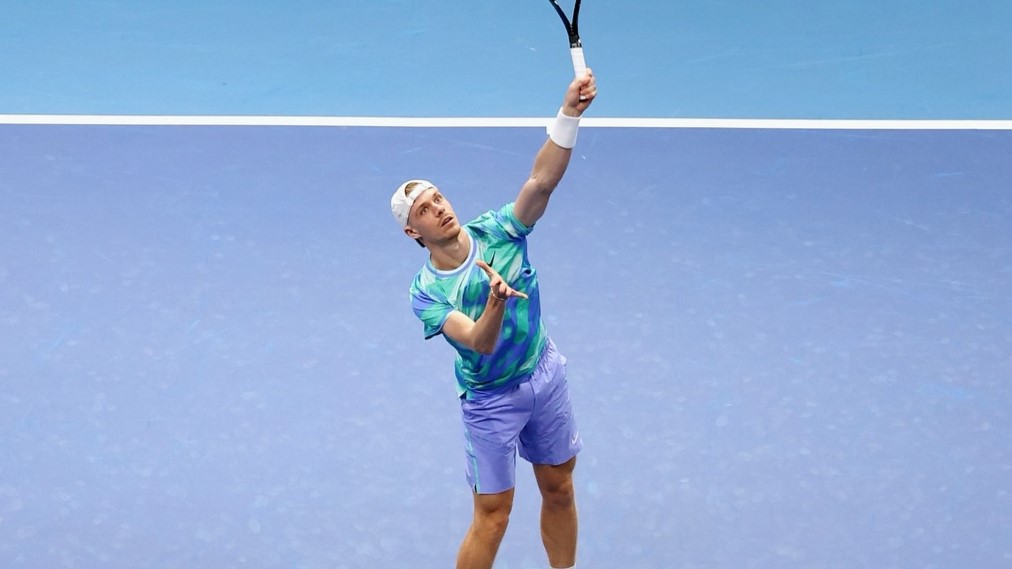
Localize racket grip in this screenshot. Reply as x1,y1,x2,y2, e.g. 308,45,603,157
570,47,587,77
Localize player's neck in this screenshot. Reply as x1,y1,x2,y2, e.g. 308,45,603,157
428,230,471,271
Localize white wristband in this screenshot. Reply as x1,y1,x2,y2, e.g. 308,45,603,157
547,107,580,149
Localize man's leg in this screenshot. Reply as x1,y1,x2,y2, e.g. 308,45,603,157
533,456,578,568
456,488,515,569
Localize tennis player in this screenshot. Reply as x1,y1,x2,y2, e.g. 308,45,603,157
390,69,597,569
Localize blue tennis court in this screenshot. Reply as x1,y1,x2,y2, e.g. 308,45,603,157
2,3,1010,568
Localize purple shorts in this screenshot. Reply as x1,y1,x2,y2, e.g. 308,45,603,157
460,339,583,494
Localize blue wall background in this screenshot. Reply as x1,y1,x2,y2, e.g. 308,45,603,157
2,1,1010,118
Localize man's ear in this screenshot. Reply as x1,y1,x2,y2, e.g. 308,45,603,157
404,226,421,240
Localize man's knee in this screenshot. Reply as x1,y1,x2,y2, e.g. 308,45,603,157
543,479,575,508
535,458,577,505
536,469,575,509
473,491,514,535
475,508,511,536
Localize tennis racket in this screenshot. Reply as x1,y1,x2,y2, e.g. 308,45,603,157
547,0,587,77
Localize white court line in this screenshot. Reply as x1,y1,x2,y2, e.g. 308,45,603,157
1,114,1011,130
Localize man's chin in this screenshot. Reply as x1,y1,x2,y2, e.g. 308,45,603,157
429,224,461,245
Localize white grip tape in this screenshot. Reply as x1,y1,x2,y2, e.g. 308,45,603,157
546,107,580,149
570,47,587,77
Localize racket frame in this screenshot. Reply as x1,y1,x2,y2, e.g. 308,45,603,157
548,0,587,77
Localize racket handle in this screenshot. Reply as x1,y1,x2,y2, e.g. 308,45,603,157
570,46,587,77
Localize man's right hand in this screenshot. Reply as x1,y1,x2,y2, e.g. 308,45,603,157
563,67,597,116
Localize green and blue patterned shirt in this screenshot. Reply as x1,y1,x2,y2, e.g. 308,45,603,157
410,202,548,398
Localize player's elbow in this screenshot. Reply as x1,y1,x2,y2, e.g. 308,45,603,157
469,331,499,355
473,340,496,355
529,174,561,195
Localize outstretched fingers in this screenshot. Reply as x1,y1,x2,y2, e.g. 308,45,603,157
505,288,529,300
475,260,528,300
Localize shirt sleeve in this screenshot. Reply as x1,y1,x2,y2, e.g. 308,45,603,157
494,202,534,240
410,285,454,340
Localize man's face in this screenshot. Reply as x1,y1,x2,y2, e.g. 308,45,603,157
406,187,460,244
